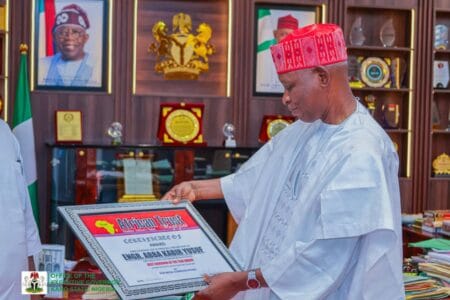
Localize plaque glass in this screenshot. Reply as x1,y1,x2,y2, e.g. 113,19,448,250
158,103,206,146
258,115,295,143
379,18,396,47
58,201,242,300
55,110,82,143
360,57,391,88
349,16,365,46
381,103,400,129
433,60,450,89
435,24,449,50
267,119,290,138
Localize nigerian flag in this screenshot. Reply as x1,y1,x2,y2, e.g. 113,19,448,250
12,45,39,226
256,8,283,93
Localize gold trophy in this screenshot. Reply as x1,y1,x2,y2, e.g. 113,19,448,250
432,153,450,177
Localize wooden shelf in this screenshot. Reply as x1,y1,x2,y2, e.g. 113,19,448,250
432,130,450,134
352,87,411,92
347,45,412,52
429,177,450,181
433,89,450,94
385,129,411,133
434,49,450,54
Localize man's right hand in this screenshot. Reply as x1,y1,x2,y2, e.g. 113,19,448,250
161,181,197,204
160,178,223,204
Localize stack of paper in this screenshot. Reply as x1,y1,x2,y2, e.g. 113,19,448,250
404,275,450,300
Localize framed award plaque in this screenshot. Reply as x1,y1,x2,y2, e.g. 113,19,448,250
55,110,83,144
157,103,206,146
381,103,400,129
259,115,295,143
360,57,391,88
58,201,242,299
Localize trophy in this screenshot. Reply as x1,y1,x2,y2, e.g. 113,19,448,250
435,24,449,50
432,153,450,177
223,123,236,148
433,60,449,88
431,100,441,129
107,122,123,145
390,57,407,89
349,16,365,46
364,94,377,117
380,18,396,47
348,56,364,88
381,103,400,129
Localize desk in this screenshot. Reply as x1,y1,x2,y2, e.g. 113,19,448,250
402,226,444,258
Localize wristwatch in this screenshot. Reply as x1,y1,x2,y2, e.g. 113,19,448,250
246,269,261,289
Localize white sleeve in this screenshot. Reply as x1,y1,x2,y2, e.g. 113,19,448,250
15,141,41,257
220,141,274,223
261,237,360,299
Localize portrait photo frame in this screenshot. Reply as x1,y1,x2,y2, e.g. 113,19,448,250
32,0,110,91
253,4,322,97
58,201,242,299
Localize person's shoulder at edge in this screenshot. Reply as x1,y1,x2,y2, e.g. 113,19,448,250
335,105,397,158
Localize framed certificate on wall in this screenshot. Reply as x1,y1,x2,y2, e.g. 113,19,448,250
58,201,241,299
55,110,83,143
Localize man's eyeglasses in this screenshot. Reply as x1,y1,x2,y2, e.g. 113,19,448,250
54,28,85,39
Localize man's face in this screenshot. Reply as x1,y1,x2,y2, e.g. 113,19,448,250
279,69,328,123
53,24,89,61
274,28,294,43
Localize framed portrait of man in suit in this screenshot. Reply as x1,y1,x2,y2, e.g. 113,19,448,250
33,0,110,91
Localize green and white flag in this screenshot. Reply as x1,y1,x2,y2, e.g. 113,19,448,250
12,46,39,226
255,9,283,93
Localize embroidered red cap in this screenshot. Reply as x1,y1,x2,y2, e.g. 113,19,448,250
277,15,299,30
53,4,90,31
270,23,347,74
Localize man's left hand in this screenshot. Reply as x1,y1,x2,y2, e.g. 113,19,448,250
193,271,247,300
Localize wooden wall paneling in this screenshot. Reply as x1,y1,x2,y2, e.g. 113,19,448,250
410,0,427,212
329,0,344,25
344,0,418,10
128,0,233,146
232,0,249,145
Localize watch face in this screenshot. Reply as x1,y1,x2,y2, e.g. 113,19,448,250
247,278,260,289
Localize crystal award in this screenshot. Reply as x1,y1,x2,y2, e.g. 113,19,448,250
107,122,123,145
380,18,396,47
349,16,365,46
223,123,236,148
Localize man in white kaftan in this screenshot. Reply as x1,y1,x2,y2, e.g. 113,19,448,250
163,23,405,300
0,119,42,300
221,102,404,299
